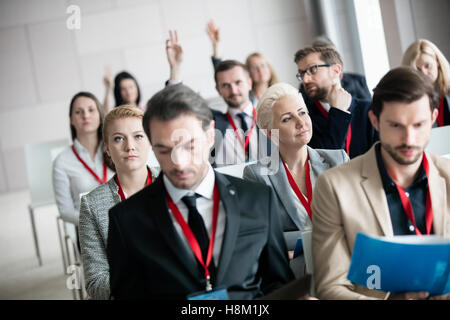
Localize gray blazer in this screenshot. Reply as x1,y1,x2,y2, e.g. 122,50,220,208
243,147,349,250
78,167,160,300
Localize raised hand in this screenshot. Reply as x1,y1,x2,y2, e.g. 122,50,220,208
206,19,221,58
206,19,220,46
165,30,183,81
327,78,352,112
103,65,113,89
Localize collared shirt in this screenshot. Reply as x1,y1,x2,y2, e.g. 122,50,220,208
164,165,226,266
214,102,258,167
52,139,115,225
375,144,430,235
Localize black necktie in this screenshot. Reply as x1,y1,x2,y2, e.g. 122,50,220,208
236,112,249,160
181,194,216,282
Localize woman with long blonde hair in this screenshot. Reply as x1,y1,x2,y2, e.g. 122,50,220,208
402,39,450,127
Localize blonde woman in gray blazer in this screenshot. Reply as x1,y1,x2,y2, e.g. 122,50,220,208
79,105,159,300
243,83,349,253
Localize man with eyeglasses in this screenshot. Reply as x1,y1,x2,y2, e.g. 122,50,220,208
294,45,378,158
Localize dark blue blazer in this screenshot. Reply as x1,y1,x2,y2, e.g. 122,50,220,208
304,96,378,159
341,72,372,101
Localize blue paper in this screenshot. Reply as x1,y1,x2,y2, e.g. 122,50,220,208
293,237,304,258
347,233,450,295
188,288,229,300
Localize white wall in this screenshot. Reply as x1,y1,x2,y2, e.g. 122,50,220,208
380,0,450,69
0,0,313,193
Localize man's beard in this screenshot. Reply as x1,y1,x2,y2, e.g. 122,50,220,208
225,94,245,109
304,84,329,101
381,142,423,165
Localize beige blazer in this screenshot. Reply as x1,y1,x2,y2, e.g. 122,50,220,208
311,143,450,300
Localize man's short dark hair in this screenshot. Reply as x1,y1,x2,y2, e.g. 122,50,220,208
294,46,344,68
371,67,439,118
143,84,213,141
214,60,249,84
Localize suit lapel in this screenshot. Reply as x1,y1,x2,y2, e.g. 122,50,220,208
426,153,446,236
307,146,332,178
267,157,305,230
214,172,241,284
360,145,394,236
148,174,200,280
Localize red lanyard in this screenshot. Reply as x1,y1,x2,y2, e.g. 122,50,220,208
314,101,351,155
71,145,107,185
437,97,444,127
390,153,433,235
166,184,220,291
225,106,257,152
114,168,152,201
282,155,313,220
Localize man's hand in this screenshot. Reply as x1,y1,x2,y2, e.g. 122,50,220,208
327,79,352,112
166,30,183,81
206,19,221,58
388,291,429,300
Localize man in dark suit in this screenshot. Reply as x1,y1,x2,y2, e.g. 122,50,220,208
106,84,293,299
294,45,378,158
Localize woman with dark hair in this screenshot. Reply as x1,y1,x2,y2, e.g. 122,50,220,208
103,69,143,114
52,92,115,225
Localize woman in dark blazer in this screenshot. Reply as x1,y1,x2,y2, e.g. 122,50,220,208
243,83,349,257
78,105,159,299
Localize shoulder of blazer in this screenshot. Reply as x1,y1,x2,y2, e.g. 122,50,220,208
427,153,450,178
310,148,349,167
83,178,119,204
109,174,164,220
212,109,229,135
216,170,271,194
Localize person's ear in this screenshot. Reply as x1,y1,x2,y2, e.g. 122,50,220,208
368,110,380,132
104,142,110,157
207,120,216,149
331,63,342,79
431,107,439,124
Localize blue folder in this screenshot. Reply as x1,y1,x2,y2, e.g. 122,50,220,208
347,233,450,295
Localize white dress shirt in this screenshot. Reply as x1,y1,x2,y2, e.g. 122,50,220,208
163,165,226,267
52,139,115,225
214,102,258,167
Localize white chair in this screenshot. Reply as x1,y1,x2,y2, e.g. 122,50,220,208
426,125,450,156
24,138,70,267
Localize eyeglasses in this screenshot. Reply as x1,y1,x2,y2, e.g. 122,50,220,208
296,64,333,81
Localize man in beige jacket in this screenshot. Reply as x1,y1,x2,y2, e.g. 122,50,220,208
311,67,450,300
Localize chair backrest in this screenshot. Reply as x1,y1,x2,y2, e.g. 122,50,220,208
214,161,256,179
24,138,70,208
426,126,450,156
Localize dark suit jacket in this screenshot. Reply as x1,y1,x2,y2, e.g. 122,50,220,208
303,96,378,158
107,171,293,300
340,73,372,101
